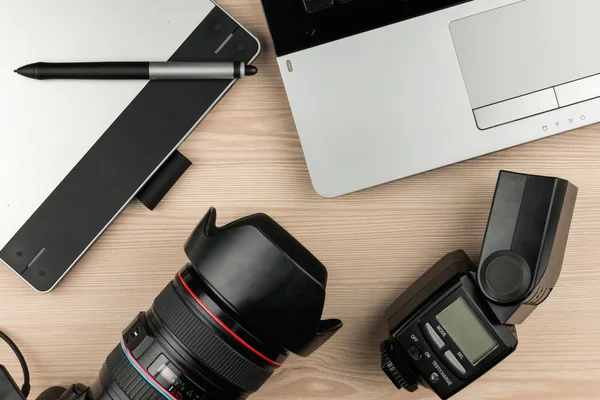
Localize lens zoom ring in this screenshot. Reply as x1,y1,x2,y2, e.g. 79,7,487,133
106,344,164,400
154,283,273,393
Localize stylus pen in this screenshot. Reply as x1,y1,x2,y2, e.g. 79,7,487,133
14,61,258,80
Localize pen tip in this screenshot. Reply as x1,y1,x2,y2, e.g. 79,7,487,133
245,65,258,76
14,65,36,78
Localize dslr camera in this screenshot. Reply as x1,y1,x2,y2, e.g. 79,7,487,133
1,208,342,400
381,171,578,399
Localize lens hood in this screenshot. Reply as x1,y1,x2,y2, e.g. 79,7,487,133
184,207,343,357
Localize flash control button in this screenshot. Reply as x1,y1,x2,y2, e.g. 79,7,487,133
444,351,466,375
425,323,445,349
409,345,422,360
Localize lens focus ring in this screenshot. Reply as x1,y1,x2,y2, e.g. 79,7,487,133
153,283,274,393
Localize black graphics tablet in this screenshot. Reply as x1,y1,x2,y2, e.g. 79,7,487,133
0,0,260,292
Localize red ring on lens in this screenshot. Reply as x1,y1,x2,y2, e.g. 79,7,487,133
177,272,282,366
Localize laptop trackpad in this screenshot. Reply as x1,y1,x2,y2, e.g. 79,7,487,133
450,0,600,129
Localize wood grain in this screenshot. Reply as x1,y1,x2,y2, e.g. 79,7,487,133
2,1,600,399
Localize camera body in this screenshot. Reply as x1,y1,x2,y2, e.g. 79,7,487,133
381,171,578,399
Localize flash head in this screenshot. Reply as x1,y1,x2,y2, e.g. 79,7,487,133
477,171,578,324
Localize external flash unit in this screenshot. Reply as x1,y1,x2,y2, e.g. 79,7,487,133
380,170,578,399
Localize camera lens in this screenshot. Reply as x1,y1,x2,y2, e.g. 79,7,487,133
90,265,283,400
87,208,342,400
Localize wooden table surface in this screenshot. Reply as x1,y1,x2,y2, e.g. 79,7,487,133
2,2,600,399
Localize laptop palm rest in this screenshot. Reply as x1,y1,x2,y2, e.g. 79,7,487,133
451,0,600,129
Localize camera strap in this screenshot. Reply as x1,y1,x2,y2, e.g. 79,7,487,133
0,330,30,399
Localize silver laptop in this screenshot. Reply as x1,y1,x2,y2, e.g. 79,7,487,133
262,0,600,198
